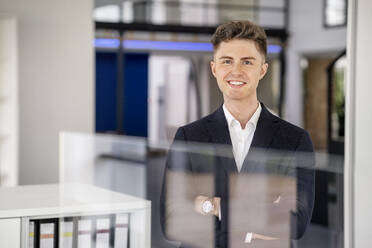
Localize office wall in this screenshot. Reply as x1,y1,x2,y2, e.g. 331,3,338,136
0,16,18,186
0,0,94,184
285,0,347,126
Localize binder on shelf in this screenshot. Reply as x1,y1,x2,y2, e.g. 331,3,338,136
0,184,149,248
59,220,74,248
78,219,92,248
96,218,110,248
39,222,55,248
29,221,35,248
114,213,129,248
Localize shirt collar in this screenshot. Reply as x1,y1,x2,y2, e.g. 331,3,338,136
223,102,262,129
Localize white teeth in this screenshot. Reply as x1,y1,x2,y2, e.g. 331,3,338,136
229,81,244,85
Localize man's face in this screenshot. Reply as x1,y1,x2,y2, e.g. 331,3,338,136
210,39,268,103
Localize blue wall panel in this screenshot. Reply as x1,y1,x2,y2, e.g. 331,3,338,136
95,52,148,137
95,52,117,132
123,53,148,137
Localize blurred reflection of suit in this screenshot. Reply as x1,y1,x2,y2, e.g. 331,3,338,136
160,103,315,248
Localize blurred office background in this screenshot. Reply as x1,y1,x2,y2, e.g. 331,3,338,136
0,0,371,247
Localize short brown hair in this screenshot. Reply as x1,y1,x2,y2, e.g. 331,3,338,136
211,20,267,59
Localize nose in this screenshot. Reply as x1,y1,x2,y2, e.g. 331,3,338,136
230,62,243,76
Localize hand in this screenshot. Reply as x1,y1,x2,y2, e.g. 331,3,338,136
213,197,221,217
194,195,221,217
252,233,279,241
194,195,208,215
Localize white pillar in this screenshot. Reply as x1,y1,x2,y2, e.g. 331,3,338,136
345,0,372,247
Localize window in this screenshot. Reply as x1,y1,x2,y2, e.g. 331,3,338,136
324,0,347,27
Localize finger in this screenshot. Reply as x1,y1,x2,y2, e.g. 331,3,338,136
252,233,279,241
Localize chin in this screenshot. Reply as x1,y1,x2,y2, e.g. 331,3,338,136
226,95,248,101
225,91,255,101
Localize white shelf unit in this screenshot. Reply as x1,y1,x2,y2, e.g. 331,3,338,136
0,184,151,248
0,15,18,186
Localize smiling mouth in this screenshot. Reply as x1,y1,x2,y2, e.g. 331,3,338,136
227,81,246,87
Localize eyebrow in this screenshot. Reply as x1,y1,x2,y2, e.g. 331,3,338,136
217,56,233,60
217,56,257,60
241,57,256,60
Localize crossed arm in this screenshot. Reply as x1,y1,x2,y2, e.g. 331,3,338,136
160,128,315,245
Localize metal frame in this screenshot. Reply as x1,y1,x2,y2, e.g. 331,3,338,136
344,0,356,246
113,0,288,25
96,21,288,39
130,0,285,12
117,30,125,134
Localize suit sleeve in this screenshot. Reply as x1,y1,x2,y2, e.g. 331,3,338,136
160,128,218,246
291,130,315,239
225,130,315,242
160,127,189,239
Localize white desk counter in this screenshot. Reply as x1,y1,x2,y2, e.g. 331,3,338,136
0,183,150,248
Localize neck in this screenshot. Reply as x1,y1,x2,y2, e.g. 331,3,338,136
224,97,259,129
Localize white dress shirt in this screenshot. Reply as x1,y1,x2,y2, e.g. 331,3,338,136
223,103,262,172
221,102,262,243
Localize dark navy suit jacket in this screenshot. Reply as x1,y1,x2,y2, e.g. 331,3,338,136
161,104,315,247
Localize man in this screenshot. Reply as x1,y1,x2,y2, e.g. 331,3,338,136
161,20,315,247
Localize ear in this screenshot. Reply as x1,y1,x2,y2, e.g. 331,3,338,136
210,60,217,78
259,62,268,80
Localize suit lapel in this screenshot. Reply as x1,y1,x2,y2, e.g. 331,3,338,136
241,104,280,172
205,106,231,144
204,104,280,173
205,106,238,173
251,104,280,148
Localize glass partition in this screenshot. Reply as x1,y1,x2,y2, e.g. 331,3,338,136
60,132,344,248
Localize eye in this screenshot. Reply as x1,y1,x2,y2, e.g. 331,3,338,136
242,60,253,65
222,59,232,65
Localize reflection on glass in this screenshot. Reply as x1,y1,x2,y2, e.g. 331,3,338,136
60,132,344,248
